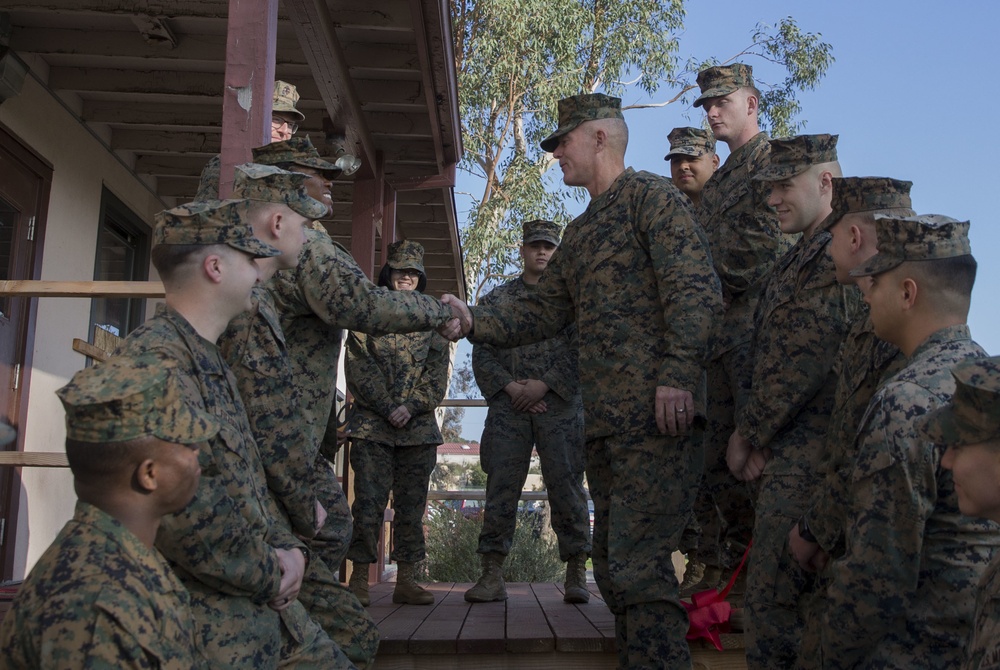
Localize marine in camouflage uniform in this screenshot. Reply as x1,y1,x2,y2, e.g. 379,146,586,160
692,64,794,586
820,215,1000,669
468,93,723,668
0,354,218,670
116,200,352,669
217,165,379,667
256,137,456,575
723,135,856,668
345,240,452,606
195,80,304,201
466,219,591,605
789,177,914,666
918,356,1000,670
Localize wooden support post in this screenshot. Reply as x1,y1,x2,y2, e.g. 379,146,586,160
218,0,278,198
350,152,385,279
380,182,397,264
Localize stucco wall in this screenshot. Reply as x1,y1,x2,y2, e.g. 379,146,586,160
0,62,165,577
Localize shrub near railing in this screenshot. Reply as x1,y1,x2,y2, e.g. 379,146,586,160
420,503,563,582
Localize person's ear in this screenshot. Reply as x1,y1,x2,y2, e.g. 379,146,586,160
202,253,224,284
133,458,158,493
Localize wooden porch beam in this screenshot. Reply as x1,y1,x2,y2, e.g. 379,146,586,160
217,0,278,198
0,280,165,298
283,0,376,176
380,182,397,266
350,152,385,279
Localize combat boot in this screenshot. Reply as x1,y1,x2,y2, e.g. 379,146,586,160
464,552,507,602
563,553,590,603
393,562,435,605
678,559,706,595
680,564,723,598
349,562,371,607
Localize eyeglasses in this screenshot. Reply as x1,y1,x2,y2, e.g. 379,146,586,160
271,116,299,134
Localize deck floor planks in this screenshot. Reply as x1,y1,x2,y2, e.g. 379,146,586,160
408,583,470,654
457,584,507,655
503,581,554,653
370,583,448,655
532,582,612,653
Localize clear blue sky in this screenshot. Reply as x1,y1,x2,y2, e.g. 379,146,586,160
451,0,999,441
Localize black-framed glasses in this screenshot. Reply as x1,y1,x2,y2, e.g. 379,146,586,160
271,116,299,134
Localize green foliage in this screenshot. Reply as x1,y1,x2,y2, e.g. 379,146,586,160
422,504,563,582
466,463,488,488
452,1,834,297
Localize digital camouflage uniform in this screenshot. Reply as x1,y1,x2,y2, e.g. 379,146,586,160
117,201,351,669
820,216,1000,669
266,226,455,568
732,135,857,668
195,80,304,201
694,64,793,573
917,356,1000,670
344,241,451,566
217,165,379,667
0,355,220,670
474,93,723,670
0,503,206,670
793,177,914,665
473,273,589,562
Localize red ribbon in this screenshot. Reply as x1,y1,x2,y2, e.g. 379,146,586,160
682,539,753,651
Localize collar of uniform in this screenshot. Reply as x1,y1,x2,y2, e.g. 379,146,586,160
72,500,174,576
908,323,972,363
253,286,286,347
793,229,833,275
155,303,229,377
717,131,770,178
586,167,636,214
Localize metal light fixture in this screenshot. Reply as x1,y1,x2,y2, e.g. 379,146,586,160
334,146,362,176
325,130,363,177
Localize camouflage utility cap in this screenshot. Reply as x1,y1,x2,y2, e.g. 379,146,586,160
387,240,425,274
272,80,305,122
154,199,281,259
918,356,1000,447
58,354,221,444
252,136,341,179
753,134,839,182
694,63,754,108
522,219,561,245
232,164,327,219
665,127,716,160
821,177,914,231
540,93,623,153
851,214,972,278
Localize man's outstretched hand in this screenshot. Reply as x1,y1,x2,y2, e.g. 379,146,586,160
440,294,474,339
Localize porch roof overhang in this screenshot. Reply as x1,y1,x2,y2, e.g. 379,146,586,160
0,0,466,298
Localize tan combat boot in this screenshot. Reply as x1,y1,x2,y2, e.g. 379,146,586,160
680,563,723,598
349,562,371,607
393,562,435,605
464,552,507,603
563,553,590,603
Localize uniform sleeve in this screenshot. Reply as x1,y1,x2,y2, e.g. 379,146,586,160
470,249,575,348
345,331,397,419
821,391,936,668
471,290,515,399
642,189,724,395
539,323,579,402
737,273,852,449
294,237,454,334
406,334,451,414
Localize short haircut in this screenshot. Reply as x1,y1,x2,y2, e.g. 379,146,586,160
905,254,978,313
599,117,629,155
847,208,918,228
151,243,212,283
66,436,158,484
377,263,427,293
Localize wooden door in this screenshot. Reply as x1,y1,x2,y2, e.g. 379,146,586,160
0,124,51,579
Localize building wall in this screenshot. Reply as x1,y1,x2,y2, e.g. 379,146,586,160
0,62,165,577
